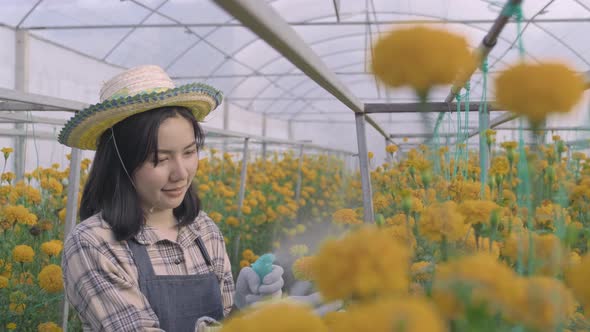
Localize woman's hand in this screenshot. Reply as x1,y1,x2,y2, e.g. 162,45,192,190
234,265,284,309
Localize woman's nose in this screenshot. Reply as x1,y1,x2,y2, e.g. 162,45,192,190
170,157,188,181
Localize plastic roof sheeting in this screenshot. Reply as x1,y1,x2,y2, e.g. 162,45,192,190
1,0,589,125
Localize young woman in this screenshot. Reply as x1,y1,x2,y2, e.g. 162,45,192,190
59,65,284,331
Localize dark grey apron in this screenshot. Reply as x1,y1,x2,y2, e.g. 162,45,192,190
128,236,224,332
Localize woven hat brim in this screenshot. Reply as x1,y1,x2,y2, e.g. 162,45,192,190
58,83,222,150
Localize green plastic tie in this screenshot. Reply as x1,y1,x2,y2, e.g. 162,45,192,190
463,82,471,179
479,58,489,197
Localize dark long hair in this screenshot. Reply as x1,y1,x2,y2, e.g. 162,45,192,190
80,106,205,241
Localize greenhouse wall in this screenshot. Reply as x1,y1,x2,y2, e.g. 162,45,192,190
0,27,15,89
0,29,300,173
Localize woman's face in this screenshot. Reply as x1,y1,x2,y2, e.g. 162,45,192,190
133,115,199,212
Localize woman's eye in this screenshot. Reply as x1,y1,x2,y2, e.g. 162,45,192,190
185,150,197,155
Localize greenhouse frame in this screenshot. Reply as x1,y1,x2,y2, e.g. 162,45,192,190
2,0,590,330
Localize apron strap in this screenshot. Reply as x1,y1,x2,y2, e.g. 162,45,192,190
195,236,213,267
127,239,157,278
128,235,213,278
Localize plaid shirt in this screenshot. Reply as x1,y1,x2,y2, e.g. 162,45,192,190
62,211,235,332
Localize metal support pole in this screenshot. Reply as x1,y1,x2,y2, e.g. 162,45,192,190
14,30,29,181
237,137,249,210
234,137,249,269
222,100,229,156
287,120,294,140
355,113,374,223
384,137,390,163
295,144,304,204
479,108,490,190
262,113,267,161
61,148,83,330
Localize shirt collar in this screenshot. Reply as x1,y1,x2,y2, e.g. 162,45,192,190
132,216,202,247
132,224,161,245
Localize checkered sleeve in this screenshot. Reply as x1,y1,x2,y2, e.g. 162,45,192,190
62,231,164,332
221,250,235,316
198,212,235,317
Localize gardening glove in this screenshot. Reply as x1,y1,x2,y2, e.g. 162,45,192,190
288,292,342,316
287,281,343,316
195,316,222,332
234,265,284,309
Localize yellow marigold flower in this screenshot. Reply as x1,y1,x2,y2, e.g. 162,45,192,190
433,253,521,320
371,26,475,99
495,62,585,126
239,260,250,269
501,141,518,150
385,144,398,154
311,226,412,301
41,240,63,257
385,213,415,227
58,208,66,223
292,256,315,281
534,201,570,231
9,183,42,205
0,275,8,288
565,253,590,310
242,249,255,261
411,261,433,282
40,177,63,195
1,172,15,184
13,245,35,263
80,158,92,171
419,201,468,242
3,204,38,226
198,184,210,192
448,180,491,201
1,147,13,159
490,156,510,176
372,192,389,213
38,322,63,332
6,323,17,330
208,211,222,223
225,216,239,227
512,276,576,331
502,232,567,276
459,199,501,225
38,264,64,293
240,205,251,215
331,208,361,225
389,224,417,250
326,297,446,332
289,244,309,258
221,301,327,332
9,303,25,315
501,189,517,207
572,152,586,160
458,231,501,257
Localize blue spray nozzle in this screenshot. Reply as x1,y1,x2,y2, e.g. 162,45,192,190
250,253,275,281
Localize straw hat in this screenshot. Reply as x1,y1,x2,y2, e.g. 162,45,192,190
58,65,222,150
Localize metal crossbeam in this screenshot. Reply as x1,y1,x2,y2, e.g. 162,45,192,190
365,102,499,113
12,18,590,30
0,129,57,140
0,112,66,125
0,87,87,111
